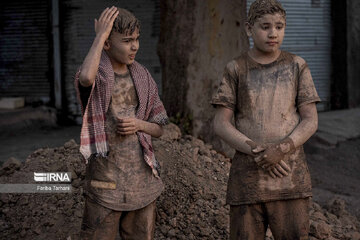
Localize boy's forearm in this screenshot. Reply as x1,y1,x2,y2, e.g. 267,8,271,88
288,103,318,148
79,35,107,87
139,120,164,138
288,118,318,148
214,113,254,155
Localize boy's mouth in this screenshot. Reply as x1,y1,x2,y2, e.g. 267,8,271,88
266,41,278,46
129,54,136,60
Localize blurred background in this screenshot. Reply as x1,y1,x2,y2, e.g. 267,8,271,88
0,1,360,239
0,0,359,172
0,0,359,148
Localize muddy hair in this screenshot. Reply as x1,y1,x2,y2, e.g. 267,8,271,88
111,8,140,36
247,0,286,26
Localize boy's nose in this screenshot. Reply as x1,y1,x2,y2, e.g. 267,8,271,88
131,43,138,51
268,28,277,38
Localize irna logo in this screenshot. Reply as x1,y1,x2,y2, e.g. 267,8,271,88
34,172,71,182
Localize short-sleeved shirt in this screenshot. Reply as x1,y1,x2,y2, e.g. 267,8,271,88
211,51,320,205
81,71,164,211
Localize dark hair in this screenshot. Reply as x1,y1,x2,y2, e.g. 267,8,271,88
111,8,140,35
247,0,286,26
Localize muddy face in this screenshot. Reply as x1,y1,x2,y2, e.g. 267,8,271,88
246,13,285,57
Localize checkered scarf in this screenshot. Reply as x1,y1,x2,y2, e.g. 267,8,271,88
74,51,168,177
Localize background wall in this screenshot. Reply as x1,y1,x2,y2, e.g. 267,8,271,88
0,0,51,104
347,0,360,108
158,0,249,155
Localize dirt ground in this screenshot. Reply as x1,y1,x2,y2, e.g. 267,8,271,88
0,123,359,239
305,137,360,220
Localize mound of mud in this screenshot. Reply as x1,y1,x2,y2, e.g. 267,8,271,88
0,124,359,240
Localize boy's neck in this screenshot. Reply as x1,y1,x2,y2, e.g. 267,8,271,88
109,58,129,75
248,48,281,65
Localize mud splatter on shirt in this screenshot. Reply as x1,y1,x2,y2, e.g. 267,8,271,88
83,71,164,211
212,51,320,205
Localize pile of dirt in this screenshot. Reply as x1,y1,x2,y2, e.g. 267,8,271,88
0,124,359,240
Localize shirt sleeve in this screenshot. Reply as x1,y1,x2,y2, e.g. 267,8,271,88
74,67,94,114
145,69,169,126
78,84,92,110
211,61,238,111
296,60,321,107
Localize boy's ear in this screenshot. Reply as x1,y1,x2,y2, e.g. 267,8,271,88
104,39,110,50
245,23,252,37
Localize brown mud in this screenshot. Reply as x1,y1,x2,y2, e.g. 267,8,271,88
0,124,359,239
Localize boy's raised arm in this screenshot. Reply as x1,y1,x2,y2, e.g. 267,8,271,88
79,7,119,87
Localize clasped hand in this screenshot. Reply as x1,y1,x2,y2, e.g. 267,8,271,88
251,138,295,178
116,118,144,135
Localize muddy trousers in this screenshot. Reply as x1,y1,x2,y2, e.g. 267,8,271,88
230,198,310,240
80,197,156,240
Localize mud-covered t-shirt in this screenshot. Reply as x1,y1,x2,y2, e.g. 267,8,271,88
82,71,164,211
211,51,320,205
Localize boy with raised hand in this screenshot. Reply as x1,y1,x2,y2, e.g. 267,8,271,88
212,0,320,239
74,6,168,240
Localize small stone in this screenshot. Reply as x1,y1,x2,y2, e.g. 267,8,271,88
345,231,360,240
1,157,21,174
168,229,177,237
311,211,327,221
18,196,29,206
199,226,211,236
75,209,83,218
188,233,196,240
195,170,203,177
160,225,169,235
202,156,212,163
310,221,331,239
199,147,211,157
192,147,200,162
192,138,205,148
160,123,182,141
327,198,347,217
20,229,27,237
71,178,81,188
33,226,41,235
64,139,77,149
266,228,273,238
169,217,177,227
0,194,10,204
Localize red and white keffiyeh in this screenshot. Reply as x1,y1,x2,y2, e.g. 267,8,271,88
75,50,168,177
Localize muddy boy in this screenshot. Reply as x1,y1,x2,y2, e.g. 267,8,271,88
75,7,168,240
212,0,320,239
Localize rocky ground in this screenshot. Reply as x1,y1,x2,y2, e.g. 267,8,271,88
0,124,359,239
305,137,360,221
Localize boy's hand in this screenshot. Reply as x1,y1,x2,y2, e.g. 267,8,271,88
266,160,291,178
249,140,292,178
252,138,295,169
253,150,291,178
116,118,144,135
94,6,119,39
